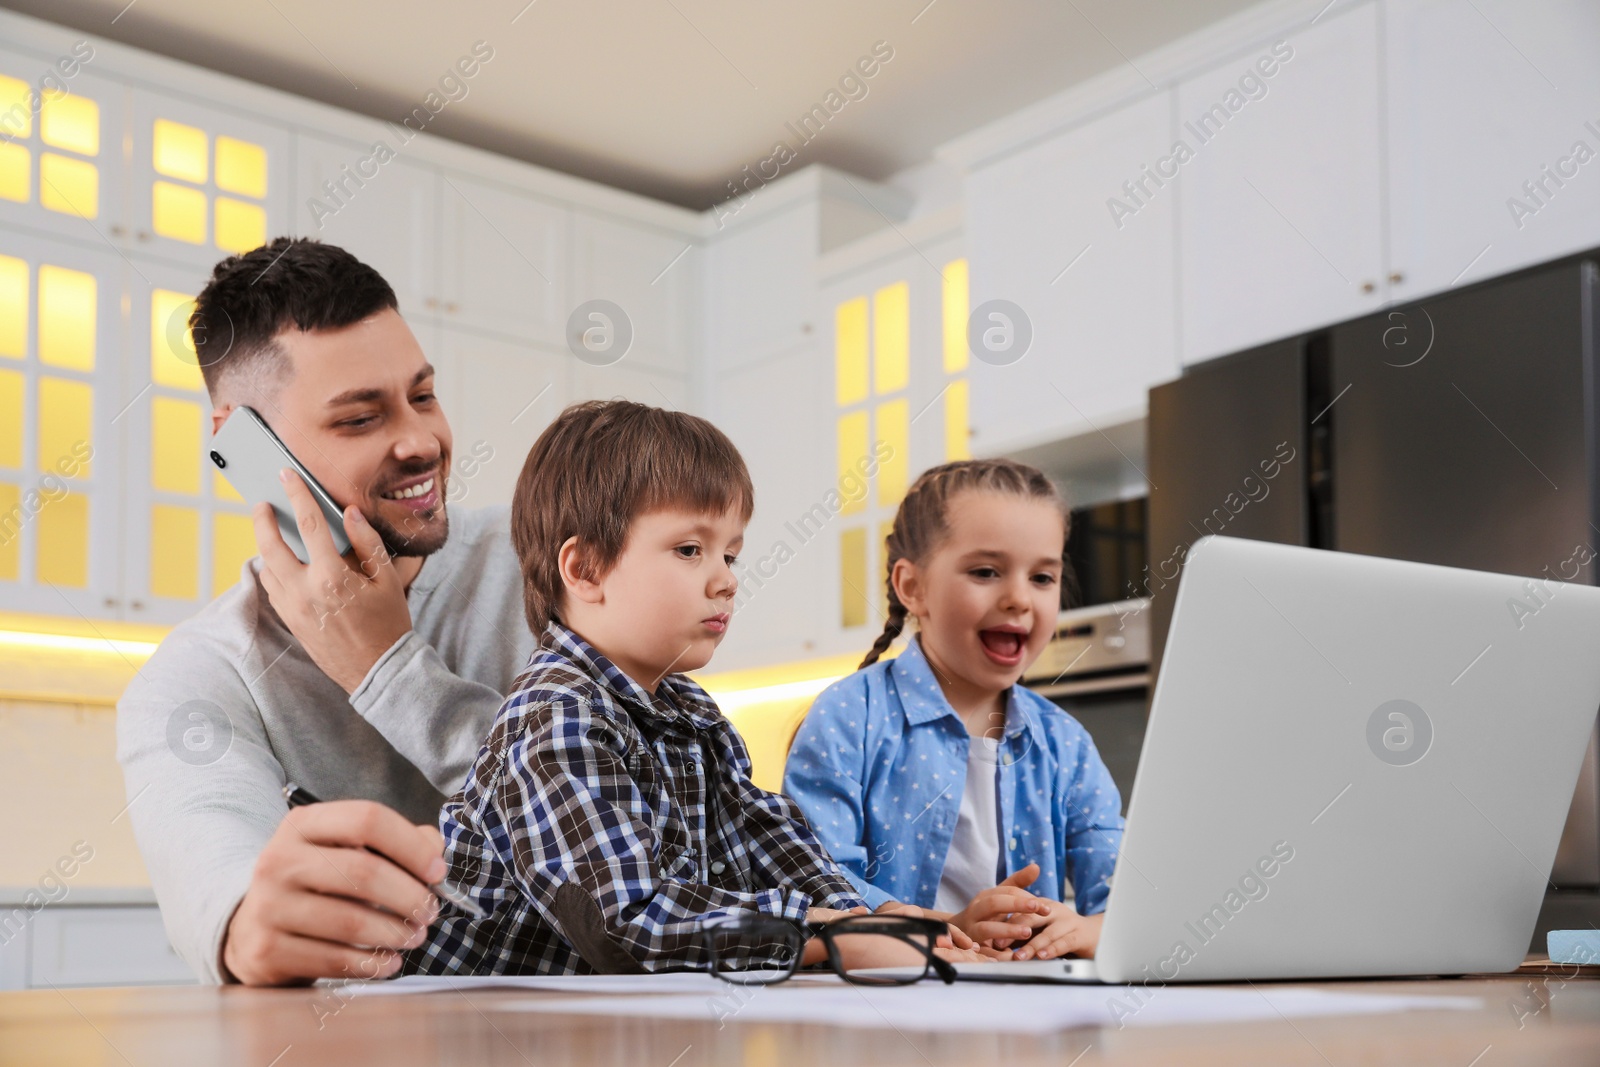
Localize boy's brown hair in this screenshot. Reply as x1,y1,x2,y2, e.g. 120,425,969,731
511,400,755,636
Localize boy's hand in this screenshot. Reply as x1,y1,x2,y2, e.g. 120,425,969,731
950,863,1050,944
1013,910,1104,960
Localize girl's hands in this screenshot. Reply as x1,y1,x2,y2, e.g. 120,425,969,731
1013,910,1104,960
950,864,1050,944
875,900,976,950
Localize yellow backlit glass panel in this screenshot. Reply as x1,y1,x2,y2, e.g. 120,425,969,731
874,398,908,508
0,254,25,358
835,296,868,407
39,153,98,218
0,369,21,467
943,259,969,374
214,468,243,502
0,142,28,204
878,519,895,622
840,526,867,629
0,483,18,580
0,75,32,139
873,282,909,396
151,289,204,392
38,376,91,477
944,377,970,461
214,197,266,254
151,395,202,494
836,409,868,518
40,92,98,156
152,119,207,183
38,264,96,372
149,504,199,600
152,181,206,244
36,490,88,587
215,136,267,198
212,511,256,596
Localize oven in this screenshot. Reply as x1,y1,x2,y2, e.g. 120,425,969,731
1021,597,1151,818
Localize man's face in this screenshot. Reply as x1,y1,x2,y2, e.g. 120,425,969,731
214,308,454,558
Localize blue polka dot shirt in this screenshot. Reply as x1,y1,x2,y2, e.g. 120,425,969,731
783,633,1125,914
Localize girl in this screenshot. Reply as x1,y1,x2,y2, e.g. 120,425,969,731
784,459,1125,960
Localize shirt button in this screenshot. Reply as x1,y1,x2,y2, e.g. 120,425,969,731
710,860,727,875
1009,837,1018,850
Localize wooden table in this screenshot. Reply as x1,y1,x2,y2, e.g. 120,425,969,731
3,972,1598,1066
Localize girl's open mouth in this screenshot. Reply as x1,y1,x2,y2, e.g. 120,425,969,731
979,628,1026,666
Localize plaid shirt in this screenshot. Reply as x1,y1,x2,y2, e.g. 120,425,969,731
404,620,863,976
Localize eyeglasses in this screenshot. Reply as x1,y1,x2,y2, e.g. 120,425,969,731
698,913,959,986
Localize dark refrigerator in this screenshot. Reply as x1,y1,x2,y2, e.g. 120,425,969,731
1146,254,1600,932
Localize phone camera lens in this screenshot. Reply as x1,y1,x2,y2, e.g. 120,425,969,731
209,451,226,469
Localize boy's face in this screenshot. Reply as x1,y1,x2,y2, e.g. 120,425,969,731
574,503,745,691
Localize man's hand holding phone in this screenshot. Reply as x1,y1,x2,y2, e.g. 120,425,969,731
253,469,413,695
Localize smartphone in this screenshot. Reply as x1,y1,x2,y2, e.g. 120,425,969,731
209,406,351,564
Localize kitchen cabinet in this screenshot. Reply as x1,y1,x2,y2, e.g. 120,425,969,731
964,91,1179,454
436,326,569,509
1384,0,1600,297
293,132,440,323
571,211,696,377
0,48,126,246
438,175,568,347
704,203,821,375
0,230,125,620
129,89,290,269
1177,2,1386,364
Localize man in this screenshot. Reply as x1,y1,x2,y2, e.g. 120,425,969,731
116,237,537,985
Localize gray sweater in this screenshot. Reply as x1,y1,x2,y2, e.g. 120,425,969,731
115,504,537,983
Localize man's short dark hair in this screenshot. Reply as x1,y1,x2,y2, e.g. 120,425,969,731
190,237,398,401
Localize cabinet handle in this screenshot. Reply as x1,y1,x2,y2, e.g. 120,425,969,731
1360,280,1376,294
130,600,144,611
425,297,439,309
1388,271,1404,285
445,301,459,313
110,224,126,238
103,597,118,609
136,231,152,242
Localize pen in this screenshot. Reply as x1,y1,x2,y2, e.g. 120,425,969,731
282,782,488,921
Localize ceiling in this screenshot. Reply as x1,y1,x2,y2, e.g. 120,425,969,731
4,0,1262,209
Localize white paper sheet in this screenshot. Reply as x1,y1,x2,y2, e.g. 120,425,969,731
348,974,1482,1032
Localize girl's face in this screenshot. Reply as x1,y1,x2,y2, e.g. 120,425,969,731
893,489,1066,695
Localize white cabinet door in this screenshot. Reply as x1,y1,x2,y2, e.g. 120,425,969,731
571,212,695,376
30,907,195,986
0,231,125,620
704,204,820,374
1177,4,1386,364
128,89,290,267
965,91,1178,455
120,255,258,625
437,326,569,509
293,132,439,322
0,49,126,246
1385,0,1600,296
438,175,568,347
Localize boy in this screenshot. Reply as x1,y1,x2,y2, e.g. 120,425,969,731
405,400,872,975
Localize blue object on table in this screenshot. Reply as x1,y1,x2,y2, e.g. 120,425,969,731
1547,930,1600,965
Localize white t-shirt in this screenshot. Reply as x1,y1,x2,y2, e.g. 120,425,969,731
933,733,1004,913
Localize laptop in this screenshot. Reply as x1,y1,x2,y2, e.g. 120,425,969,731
943,535,1600,985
